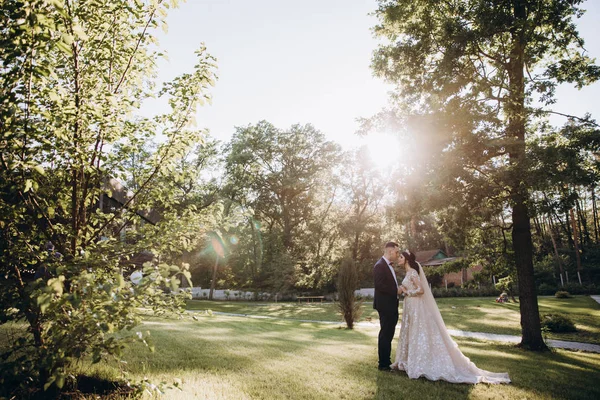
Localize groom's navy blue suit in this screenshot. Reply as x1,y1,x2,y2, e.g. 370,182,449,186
373,257,399,369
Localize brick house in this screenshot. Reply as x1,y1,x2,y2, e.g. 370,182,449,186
416,249,482,288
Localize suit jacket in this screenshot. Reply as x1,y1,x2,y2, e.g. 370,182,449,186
373,257,399,313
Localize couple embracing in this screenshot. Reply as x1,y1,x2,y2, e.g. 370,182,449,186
373,242,510,384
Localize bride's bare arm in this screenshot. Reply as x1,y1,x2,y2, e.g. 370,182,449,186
405,271,424,297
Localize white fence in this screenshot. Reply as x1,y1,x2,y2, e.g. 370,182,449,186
190,288,270,300
189,287,375,301
355,288,374,298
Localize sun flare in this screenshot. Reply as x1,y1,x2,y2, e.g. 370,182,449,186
360,131,400,172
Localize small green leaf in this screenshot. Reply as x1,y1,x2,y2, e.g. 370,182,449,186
24,179,33,193
72,24,88,40
48,91,60,102
43,376,56,391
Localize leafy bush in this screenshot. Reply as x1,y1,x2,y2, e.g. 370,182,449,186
495,276,517,297
540,314,576,333
336,257,362,329
554,291,571,298
431,286,499,298
562,282,600,295
538,283,558,295
534,254,565,287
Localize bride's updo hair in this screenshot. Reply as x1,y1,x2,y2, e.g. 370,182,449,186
401,250,420,273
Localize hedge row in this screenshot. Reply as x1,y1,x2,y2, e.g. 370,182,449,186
537,283,600,295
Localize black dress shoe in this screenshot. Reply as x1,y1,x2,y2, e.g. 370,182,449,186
378,366,392,371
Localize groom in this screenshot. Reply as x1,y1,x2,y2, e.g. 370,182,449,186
373,241,400,371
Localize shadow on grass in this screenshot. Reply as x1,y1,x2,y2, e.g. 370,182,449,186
460,339,600,400
361,337,599,400
131,315,374,375
82,314,600,400
374,371,472,400
186,300,341,321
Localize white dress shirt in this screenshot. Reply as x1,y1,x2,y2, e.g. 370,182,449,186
382,255,398,288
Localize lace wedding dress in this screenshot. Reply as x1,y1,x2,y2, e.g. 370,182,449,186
391,266,511,384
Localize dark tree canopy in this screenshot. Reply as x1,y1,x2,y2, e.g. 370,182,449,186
371,0,599,350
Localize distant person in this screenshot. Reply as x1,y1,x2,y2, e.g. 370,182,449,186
373,241,400,371
391,250,510,384
496,292,509,303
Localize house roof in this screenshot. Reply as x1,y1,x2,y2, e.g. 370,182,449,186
422,257,458,266
415,249,447,263
103,177,161,224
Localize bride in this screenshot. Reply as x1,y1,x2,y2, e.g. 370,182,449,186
391,250,511,384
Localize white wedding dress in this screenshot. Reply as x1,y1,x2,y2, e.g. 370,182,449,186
391,266,511,384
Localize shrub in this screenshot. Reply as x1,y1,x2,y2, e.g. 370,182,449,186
561,282,600,295
538,283,558,295
541,314,577,333
495,276,517,298
555,291,571,298
431,286,498,298
336,256,362,329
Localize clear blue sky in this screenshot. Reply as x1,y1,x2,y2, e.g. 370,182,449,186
143,0,600,169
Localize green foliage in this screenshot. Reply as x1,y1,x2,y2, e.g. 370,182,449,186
554,291,571,299
495,276,517,298
0,0,217,395
562,283,599,295
541,314,577,333
369,0,599,350
538,283,559,295
222,121,343,292
534,254,568,287
431,286,499,298
338,148,387,286
336,256,362,329
426,258,471,278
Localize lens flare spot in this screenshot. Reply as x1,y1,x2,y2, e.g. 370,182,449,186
210,236,225,258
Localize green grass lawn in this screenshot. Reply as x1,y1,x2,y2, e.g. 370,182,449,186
79,313,600,400
186,296,600,344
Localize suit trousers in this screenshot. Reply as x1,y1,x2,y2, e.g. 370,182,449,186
377,308,399,368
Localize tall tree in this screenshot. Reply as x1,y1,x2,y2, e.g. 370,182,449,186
223,121,342,289
0,0,217,393
337,148,389,285
340,147,386,262
371,0,599,350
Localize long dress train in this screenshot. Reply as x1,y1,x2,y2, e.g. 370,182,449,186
391,266,510,384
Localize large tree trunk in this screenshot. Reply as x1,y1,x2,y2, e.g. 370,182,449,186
512,199,546,349
507,3,547,350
